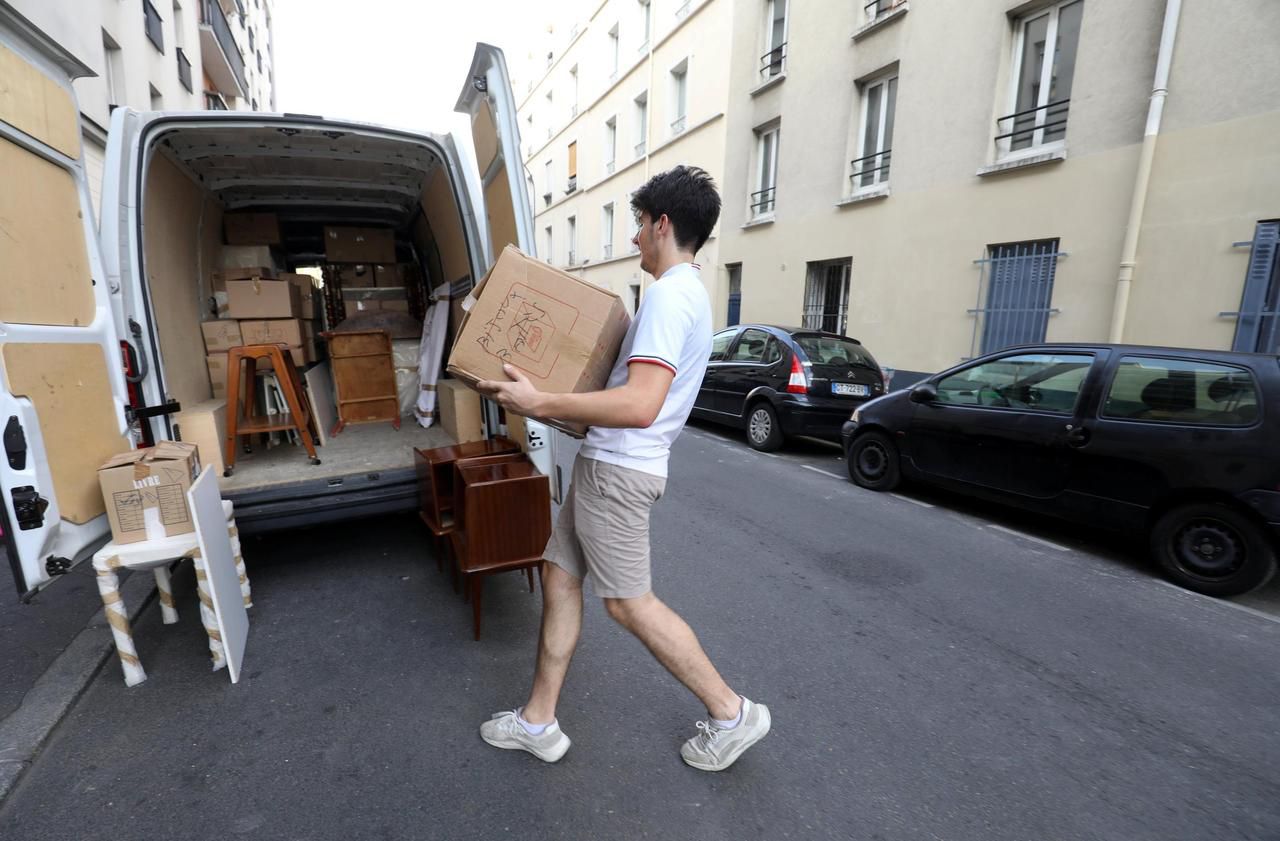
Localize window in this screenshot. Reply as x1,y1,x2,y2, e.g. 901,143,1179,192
710,329,736,361
248,25,255,52
569,65,579,118
1102,357,1260,426
567,216,577,266
143,0,164,52
172,1,185,46
802,259,850,333
936,353,1093,412
149,83,163,111
852,74,896,191
602,203,615,259
630,284,642,316
794,335,878,370
543,159,553,206
566,141,578,193
639,0,652,49
751,125,780,217
604,116,617,173
634,91,648,157
608,25,620,78
864,0,907,23
670,59,688,135
760,0,787,79
1229,222,1280,353
999,0,1083,155
544,225,554,264
976,239,1061,355
729,328,776,364
102,31,124,105
545,88,553,138
726,263,742,327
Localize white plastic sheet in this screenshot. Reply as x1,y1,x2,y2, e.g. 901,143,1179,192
415,281,452,428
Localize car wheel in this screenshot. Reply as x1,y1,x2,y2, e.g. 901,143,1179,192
1150,503,1278,597
845,430,901,492
745,402,783,451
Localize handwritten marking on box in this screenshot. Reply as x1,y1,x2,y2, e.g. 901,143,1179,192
476,283,580,378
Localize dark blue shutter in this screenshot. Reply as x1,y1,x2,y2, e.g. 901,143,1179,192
1232,222,1280,353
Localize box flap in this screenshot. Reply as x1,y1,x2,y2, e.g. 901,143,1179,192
99,450,146,470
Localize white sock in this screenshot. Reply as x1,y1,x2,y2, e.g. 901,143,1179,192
516,708,550,735
711,698,743,730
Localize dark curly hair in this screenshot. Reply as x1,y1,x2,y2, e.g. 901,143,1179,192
630,165,721,254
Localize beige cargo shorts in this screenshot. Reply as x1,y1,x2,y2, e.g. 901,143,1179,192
543,454,667,599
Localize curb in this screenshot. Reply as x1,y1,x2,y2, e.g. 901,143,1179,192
0,572,158,805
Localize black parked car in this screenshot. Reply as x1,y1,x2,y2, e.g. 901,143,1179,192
841,344,1280,597
692,324,887,450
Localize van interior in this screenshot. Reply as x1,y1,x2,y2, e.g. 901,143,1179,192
138,122,475,499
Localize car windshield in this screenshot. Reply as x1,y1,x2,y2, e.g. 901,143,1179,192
794,336,878,370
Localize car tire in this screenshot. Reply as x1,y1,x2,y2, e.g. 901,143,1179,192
1150,503,1278,597
745,401,784,452
846,430,901,492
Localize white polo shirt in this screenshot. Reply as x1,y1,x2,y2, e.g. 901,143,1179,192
579,262,712,478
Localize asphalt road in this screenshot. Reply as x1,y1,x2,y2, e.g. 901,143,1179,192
2,423,1278,840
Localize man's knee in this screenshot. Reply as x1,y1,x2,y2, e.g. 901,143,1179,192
542,561,583,595
603,593,654,627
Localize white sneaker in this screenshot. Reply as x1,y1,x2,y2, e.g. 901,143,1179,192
680,697,771,771
480,709,571,763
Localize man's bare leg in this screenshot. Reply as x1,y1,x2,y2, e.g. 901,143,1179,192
520,561,584,724
604,593,740,720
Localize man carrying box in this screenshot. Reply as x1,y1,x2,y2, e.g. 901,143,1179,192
476,166,770,771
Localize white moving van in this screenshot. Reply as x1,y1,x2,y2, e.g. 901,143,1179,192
0,4,575,598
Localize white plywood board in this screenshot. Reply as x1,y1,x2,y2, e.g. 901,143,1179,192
304,362,337,446
187,468,248,683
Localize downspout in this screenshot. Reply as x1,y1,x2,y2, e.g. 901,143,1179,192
1107,0,1183,342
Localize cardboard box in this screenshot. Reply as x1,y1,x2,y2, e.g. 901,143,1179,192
212,266,275,291
336,264,375,288
224,213,281,246
324,226,396,263
207,353,228,399
212,290,230,319
97,441,201,545
437,378,485,444
446,245,631,436
281,272,320,318
173,399,227,477
381,299,410,313
260,344,315,369
241,318,305,347
374,264,405,288
201,320,243,352
226,278,301,319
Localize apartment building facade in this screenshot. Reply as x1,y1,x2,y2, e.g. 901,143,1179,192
8,0,276,216
517,0,733,315
715,0,1280,379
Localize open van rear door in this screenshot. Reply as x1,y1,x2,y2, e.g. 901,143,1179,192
455,44,579,502
0,6,134,596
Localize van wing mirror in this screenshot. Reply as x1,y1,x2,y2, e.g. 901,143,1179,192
909,383,938,404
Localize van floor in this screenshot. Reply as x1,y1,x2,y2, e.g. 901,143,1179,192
218,420,453,492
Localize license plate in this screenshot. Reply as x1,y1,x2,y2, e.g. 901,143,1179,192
832,382,869,397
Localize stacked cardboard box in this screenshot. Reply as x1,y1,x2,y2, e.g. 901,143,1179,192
336,262,414,319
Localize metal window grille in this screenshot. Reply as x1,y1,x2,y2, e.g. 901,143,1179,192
1222,222,1280,353
605,159,615,175
850,149,891,188
759,42,785,79
970,240,1063,356
996,99,1070,151
802,259,851,334
603,244,613,260
864,0,907,21
635,140,647,157
750,186,775,215
143,0,164,51
671,115,687,135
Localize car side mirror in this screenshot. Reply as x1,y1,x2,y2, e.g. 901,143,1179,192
909,383,938,404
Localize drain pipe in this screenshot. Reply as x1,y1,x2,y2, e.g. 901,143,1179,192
1107,0,1183,343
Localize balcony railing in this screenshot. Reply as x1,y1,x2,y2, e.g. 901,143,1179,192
850,148,891,188
144,0,164,52
604,159,616,175
864,0,907,21
635,140,647,157
602,244,613,260
750,186,776,215
201,0,247,97
759,43,785,79
568,250,577,266
565,176,578,194
995,99,1070,151
671,115,687,135
176,47,193,92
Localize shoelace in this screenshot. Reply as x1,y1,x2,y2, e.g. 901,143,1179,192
694,720,721,748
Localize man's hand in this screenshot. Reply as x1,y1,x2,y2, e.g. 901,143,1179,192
476,364,545,417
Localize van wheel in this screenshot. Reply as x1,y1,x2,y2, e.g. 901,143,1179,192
745,402,783,451
1150,503,1277,597
846,431,901,492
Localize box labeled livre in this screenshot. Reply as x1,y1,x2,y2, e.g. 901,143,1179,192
446,245,631,436
97,441,201,545
241,318,305,347
201,320,243,352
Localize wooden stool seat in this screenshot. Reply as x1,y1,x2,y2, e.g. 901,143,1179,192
223,344,320,477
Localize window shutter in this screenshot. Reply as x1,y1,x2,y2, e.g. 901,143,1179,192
1232,222,1280,353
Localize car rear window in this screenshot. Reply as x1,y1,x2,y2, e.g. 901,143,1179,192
794,335,878,370
1102,356,1260,426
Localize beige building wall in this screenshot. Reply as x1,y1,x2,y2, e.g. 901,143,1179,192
715,0,1280,378
517,0,733,313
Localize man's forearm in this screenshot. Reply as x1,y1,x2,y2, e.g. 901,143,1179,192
534,386,654,430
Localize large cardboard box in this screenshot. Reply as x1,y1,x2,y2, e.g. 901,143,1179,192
241,318,305,347
173,399,227,477
261,345,314,369
97,441,201,545
212,266,275,292
437,378,485,444
374,264,405,288
281,272,320,318
336,264,375,288
207,353,228,399
224,213,281,245
324,226,396,263
227,278,301,319
446,245,631,436
201,320,243,352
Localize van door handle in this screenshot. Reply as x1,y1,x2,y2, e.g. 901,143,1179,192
1064,424,1090,447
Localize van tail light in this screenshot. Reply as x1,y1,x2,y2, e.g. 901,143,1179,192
786,354,809,394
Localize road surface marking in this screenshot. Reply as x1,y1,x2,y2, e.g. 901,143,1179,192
1152,580,1280,627
801,465,844,480
986,524,1070,552
889,493,934,508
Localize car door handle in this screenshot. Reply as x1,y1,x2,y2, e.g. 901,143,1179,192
1064,424,1090,447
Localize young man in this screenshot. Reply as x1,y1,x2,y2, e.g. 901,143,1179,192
475,165,770,771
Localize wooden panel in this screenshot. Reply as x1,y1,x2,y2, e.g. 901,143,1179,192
331,357,396,401
420,168,470,284
2,343,129,524
0,42,79,158
0,137,94,326
484,162,518,259
471,102,498,175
